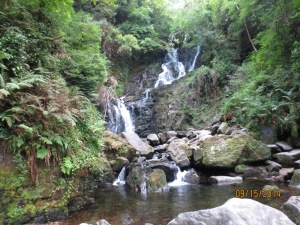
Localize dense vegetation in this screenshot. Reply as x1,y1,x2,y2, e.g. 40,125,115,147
0,0,300,223
170,0,300,143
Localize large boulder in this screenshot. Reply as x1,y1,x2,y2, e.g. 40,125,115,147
281,196,300,225
273,150,300,167
197,134,271,168
121,132,153,157
127,159,178,182
168,198,295,225
147,169,168,192
103,131,136,161
167,139,191,168
126,166,152,192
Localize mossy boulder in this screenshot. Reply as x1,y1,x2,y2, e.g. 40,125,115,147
103,131,136,162
126,166,152,192
109,157,129,172
199,134,271,168
147,169,168,192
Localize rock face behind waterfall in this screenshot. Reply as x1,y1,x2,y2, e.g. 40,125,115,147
168,198,296,225
113,46,201,137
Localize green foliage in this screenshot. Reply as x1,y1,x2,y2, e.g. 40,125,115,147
0,0,110,186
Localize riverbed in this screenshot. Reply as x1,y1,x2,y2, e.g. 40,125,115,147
62,180,300,225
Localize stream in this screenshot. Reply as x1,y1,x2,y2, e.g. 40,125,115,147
62,180,300,225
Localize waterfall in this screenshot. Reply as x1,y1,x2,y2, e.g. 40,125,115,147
188,45,200,72
119,97,135,133
154,45,200,88
107,97,135,134
168,166,189,186
113,166,126,186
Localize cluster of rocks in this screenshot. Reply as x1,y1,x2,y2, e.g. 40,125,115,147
77,196,300,225
107,120,300,190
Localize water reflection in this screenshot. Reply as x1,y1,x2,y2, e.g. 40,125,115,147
63,180,300,225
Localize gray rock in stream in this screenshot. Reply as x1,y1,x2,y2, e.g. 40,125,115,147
167,139,191,168
276,141,293,151
273,150,300,167
281,196,300,225
147,133,160,146
168,198,295,225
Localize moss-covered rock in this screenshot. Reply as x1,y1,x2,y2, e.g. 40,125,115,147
126,166,152,192
200,134,271,168
109,157,129,172
103,131,136,162
147,169,168,192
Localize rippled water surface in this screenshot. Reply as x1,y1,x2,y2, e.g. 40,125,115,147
62,180,300,225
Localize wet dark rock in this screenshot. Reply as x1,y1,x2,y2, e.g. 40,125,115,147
281,196,300,225
294,160,300,169
276,141,293,151
210,124,219,135
153,144,168,153
267,144,282,154
273,150,300,167
266,164,280,172
168,198,295,225
68,196,95,213
183,169,199,184
176,131,186,138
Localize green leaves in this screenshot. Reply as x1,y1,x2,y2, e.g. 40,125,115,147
37,147,48,159
61,157,73,175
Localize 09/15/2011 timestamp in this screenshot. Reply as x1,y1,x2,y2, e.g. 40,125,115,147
235,189,281,198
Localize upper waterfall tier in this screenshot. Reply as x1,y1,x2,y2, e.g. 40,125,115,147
154,45,200,88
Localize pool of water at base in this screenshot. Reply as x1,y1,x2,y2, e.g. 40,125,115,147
62,180,300,225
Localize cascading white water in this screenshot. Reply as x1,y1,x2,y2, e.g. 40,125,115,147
154,45,200,88
119,97,135,133
168,166,189,186
188,45,200,72
113,166,126,186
